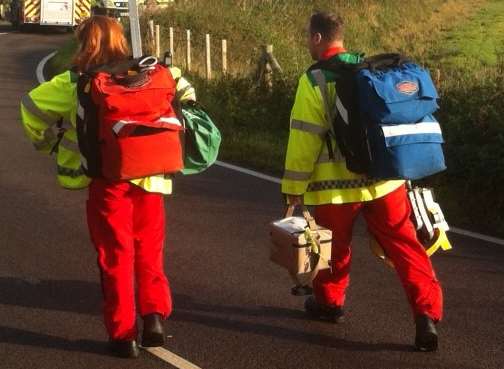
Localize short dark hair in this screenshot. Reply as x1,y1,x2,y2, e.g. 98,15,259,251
310,11,344,41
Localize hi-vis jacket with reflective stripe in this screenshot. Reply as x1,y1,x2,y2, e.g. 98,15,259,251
281,52,404,205
20,67,195,193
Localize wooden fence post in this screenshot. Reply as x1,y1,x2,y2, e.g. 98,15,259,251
255,44,283,90
222,39,227,75
169,27,174,63
155,25,161,58
264,45,275,90
148,20,155,54
205,34,212,80
435,68,441,88
186,29,191,72
265,44,283,73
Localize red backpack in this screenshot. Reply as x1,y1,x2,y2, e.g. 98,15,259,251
77,57,183,180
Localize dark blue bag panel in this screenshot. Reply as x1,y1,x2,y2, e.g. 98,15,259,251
367,115,446,180
357,63,439,124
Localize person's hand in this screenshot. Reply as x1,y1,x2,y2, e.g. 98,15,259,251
287,194,304,206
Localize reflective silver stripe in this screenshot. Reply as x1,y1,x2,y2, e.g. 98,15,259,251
307,178,381,191
311,69,349,128
32,127,57,150
77,103,85,120
317,152,341,163
113,117,182,136
57,165,85,178
316,141,345,162
291,119,327,136
381,122,441,137
80,154,88,171
311,69,333,125
112,121,130,135
283,170,313,181
60,136,80,153
157,116,182,126
33,139,51,150
335,95,349,125
21,94,59,126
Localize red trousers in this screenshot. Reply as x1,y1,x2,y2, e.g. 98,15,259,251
86,179,172,340
313,185,443,322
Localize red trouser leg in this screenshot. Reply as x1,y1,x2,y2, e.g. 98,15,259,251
362,185,443,321
131,184,172,318
87,179,172,340
313,202,362,307
312,185,443,322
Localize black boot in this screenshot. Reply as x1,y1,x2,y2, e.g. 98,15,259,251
108,339,140,358
142,313,166,347
304,296,345,324
415,314,438,352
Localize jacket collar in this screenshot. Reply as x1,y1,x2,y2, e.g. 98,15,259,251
320,46,347,60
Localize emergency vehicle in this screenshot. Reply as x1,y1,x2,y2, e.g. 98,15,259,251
8,0,90,28
96,0,173,19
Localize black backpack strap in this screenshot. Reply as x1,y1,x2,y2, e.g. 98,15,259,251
361,53,412,71
49,118,66,155
76,73,102,178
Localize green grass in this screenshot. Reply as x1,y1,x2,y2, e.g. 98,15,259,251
47,39,77,76
431,0,504,70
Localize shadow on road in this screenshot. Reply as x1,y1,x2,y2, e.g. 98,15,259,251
0,325,106,355
0,277,101,316
172,294,413,353
0,278,413,353
172,309,413,353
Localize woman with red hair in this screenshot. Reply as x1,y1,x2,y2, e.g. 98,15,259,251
20,16,195,358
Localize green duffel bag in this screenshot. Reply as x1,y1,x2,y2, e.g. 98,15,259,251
180,102,222,175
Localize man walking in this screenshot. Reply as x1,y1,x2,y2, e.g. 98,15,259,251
281,11,443,352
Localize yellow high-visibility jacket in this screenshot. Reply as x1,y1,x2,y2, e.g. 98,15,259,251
281,53,404,205
20,66,196,193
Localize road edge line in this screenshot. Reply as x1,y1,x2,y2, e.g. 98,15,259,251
215,160,281,184
36,51,57,83
37,52,504,247
142,347,203,369
449,227,504,246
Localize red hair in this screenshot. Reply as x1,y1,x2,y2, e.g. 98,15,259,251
73,15,130,72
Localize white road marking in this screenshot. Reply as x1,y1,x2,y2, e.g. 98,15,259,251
449,227,504,246
0,32,8,35
215,160,281,184
36,52,504,247
36,51,57,83
141,347,203,369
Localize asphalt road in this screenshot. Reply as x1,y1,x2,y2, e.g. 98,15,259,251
0,24,503,369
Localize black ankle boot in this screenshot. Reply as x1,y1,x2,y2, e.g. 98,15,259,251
108,339,140,358
304,296,345,324
415,314,438,352
142,313,166,347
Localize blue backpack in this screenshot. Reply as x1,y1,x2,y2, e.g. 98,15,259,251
311,53,446,180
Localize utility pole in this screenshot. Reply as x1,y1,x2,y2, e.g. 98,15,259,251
128,0,142,58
